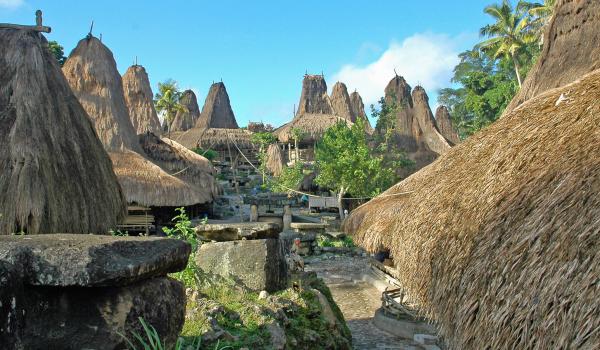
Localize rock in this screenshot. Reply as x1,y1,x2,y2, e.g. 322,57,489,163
434,105,460,144
171,89,200,132
196,222,280,241
196,239,288,292
0,234,191,287
296,74,334,115
266,321,287,350
195,82,239,129
330,82,355,121
22,277,185,349
0,261,24,348
312,289,338,330
259,290,269,299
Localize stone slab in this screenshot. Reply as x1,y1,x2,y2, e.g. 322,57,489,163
196,222,280,241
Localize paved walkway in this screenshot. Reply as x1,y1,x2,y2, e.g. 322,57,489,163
305,255,423,350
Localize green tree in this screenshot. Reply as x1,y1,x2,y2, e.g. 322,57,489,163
371,97,398,149
154,80,185,137
476,0,536,87
269,162,306,193
251,132,278,183
290,127,305,163
315,118,396,219
48,40,66,66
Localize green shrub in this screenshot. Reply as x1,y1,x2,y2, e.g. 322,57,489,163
163,207,201,288
193,148,218,162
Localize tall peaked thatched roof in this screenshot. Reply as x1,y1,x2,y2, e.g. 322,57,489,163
0,29,125,234
274,113,352,143
171,89,200,132
195,82,239,129
411,86,451,154
434,106,459,144
122,64,162,135
350,91,373,134
170,127,256,150
344,70,600,349
330,82,354,122
505,0,600,114
296,74,334,116
265,143,284,176
139,133,221,200
62,36,142,153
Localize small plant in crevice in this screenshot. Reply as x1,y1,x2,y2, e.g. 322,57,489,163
163,207,201,288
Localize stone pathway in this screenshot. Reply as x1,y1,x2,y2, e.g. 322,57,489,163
305,255,423,350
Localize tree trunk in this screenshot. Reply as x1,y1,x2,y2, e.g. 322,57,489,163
294,138,299,164
512,53,522,88
338,187,346,220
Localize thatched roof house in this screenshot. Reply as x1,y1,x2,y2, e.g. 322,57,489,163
170,127,255,151
170,89,200,132
350,91,373,134
265,143,284,176
0,28,125,234
296,74,334,115
330,82,354,122
344,68,600,349
195,82,239,129
274,113,352,144
122,64,162,135
63,35,215,207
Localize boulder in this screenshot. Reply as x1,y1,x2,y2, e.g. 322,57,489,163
196,239,288,292
0,234,190,287
196,222,280,241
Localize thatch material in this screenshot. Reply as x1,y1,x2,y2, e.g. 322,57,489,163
170,89,199,132
350,91,373,134
296,74,334,116
139,133,221,200
266,143,284,176
0,29,125,234
195,82,239,129
122,65,162,135
110,151,211,207
330,82,354,122
170,127,256,150
274,113,352,143
62,36,142,153
411,86,451,154
64,35,212,207
344,69,600,349
505,0,600,114
434,106,459,144
385,75,415,148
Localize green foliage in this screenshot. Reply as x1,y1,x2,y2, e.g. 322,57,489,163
163,207,200,288
269,162,306,193
316,236,355,248
371,97,398,147
48,41,66,66
110,229,129,237
193,148,218,161
315,118,397,199
250,132,277,147
154,80,186,134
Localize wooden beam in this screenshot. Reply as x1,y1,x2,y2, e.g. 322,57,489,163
0,23,51,33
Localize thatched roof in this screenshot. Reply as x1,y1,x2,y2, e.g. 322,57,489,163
64,35,214,206
139,133,221,200
122,65,162,135
266,143,284,176
274,113,352,143
170,127,256,150
434,106,459,144
110,151,211,207
195,82,239,129
296,74,334,116
343,70,600,349
330,82,354,122
170,89,199,132
505,0,600,114
62,36,142,153
0,29,125,234
411,86,451,154
350,91,373,134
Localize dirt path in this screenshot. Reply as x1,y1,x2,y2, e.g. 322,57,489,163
305,255,422,350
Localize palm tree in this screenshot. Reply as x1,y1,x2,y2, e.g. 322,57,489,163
154,80,185,137
476,0,536,88
527,0,557,44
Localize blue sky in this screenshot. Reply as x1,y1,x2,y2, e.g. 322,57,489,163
2,0,493,127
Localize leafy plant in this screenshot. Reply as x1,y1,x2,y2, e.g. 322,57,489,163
110,229,129,236
193,148,218,162
163,207,201,288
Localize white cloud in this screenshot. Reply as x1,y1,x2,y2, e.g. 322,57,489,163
332,33,462,108
0,0,25,9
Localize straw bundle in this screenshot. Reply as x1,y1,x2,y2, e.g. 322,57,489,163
274,113,352,143
0,29,125,234
195,82,239,129
171,89,200,132
62,36,142,153
265,143,284,176
122,64,162,135
139,133,221,200
344,70,600,349
170,127,256,150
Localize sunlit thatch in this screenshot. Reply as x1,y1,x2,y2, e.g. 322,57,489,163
122,64,162,135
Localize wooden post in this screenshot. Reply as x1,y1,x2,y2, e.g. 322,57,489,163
225,131,243,222
283,205,292,230
250,205,259,222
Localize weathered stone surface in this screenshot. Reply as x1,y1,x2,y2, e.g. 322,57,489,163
0,234,191,287
0,261,24,348
195,82,239,129
296,74,334,116
196,239,288,292
196,222,280,241
21,277,185,349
